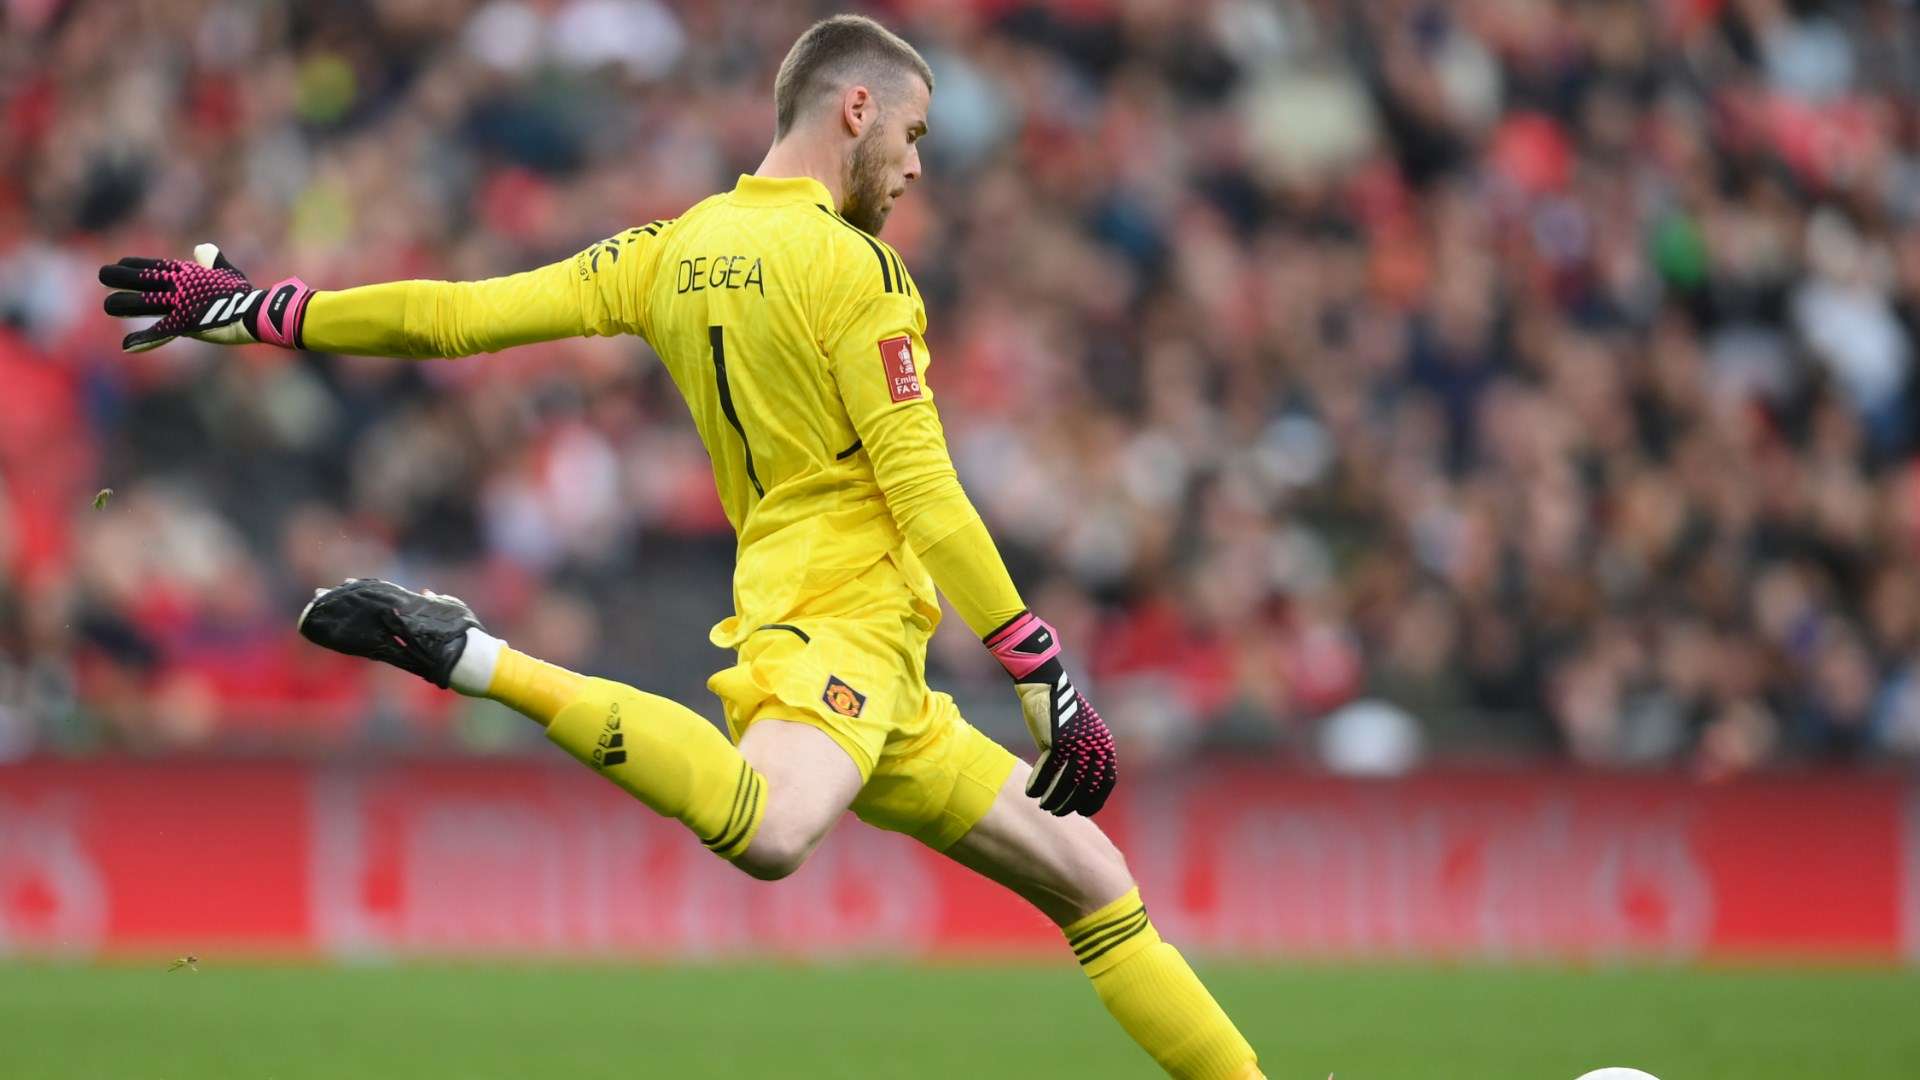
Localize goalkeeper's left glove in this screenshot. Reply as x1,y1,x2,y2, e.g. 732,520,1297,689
986,610,1118,817
99,243,313,352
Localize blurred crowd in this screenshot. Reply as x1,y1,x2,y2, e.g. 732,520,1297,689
5,0,1920,773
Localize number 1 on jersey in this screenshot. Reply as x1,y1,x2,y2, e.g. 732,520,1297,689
708,325,764,498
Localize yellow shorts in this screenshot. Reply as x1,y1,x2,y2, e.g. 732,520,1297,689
706,613,1017,852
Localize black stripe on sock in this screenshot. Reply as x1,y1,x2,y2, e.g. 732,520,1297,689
721,764,755,845
711,771,762,857
754,623,811,643
1073,908,1151,960
745,773,766,851
702,761,752,848
725,764,756,849
1075,913,1153,967
818,205,893,292
1072,906,1149,959
700,789,735,849
1067,902,1144,949
835,439,863,460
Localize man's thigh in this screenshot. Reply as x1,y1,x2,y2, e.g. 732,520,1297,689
849,692,1131,927
849,690,1017,851
710,618,922,873
736,714,866,869
939,758,1134,927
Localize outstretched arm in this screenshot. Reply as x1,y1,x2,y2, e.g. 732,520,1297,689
824,297,1024,633
306,230,660,357
303,262,601,359
100,229,662,357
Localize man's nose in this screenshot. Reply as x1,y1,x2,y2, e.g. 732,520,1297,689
904,148,921,184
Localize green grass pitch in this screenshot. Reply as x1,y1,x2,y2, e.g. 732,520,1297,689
1,961,1915,1078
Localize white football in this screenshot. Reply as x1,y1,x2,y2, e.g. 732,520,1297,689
1575,1070,1660,1080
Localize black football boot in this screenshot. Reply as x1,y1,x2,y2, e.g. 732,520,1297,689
297,578,482,689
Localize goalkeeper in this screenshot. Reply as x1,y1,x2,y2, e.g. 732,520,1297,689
100,15,1261,1079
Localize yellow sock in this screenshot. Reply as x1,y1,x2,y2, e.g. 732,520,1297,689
484,647,589,724
1063,888,1262,1080
540,674,766,862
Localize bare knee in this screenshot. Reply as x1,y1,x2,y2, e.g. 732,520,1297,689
733,848,802,882
730,813,821,881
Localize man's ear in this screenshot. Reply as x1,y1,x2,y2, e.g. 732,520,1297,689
842,85,874,136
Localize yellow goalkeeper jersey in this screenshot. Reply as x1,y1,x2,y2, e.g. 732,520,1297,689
302,174,1024,645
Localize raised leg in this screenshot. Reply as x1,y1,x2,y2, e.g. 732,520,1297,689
297,578,860,875
942,760,1264,1080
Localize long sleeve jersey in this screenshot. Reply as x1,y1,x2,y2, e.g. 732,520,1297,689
303,173,1025,644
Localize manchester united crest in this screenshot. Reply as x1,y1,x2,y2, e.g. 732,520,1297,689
822,675,866,718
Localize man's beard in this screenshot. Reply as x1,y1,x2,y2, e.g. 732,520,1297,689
840,126,893,235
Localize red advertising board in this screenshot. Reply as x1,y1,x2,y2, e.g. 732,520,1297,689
1,762,1913,961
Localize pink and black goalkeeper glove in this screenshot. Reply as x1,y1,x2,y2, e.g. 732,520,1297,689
986,611,1117,817
99,243,312,353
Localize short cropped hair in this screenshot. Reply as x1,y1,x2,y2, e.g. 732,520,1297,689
773,14,934,138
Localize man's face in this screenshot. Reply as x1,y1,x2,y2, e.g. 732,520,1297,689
841,77,928,236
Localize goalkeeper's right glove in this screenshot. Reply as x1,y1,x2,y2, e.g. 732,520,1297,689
99,243,313,352
986,611,1118,817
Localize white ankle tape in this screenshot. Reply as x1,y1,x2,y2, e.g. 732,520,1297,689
449,628,505,695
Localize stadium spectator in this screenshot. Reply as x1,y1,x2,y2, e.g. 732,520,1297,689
4,0,1920,775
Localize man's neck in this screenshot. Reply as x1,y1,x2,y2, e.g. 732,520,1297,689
756,138,844,208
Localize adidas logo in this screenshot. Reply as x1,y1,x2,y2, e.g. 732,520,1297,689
591,701,626,767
